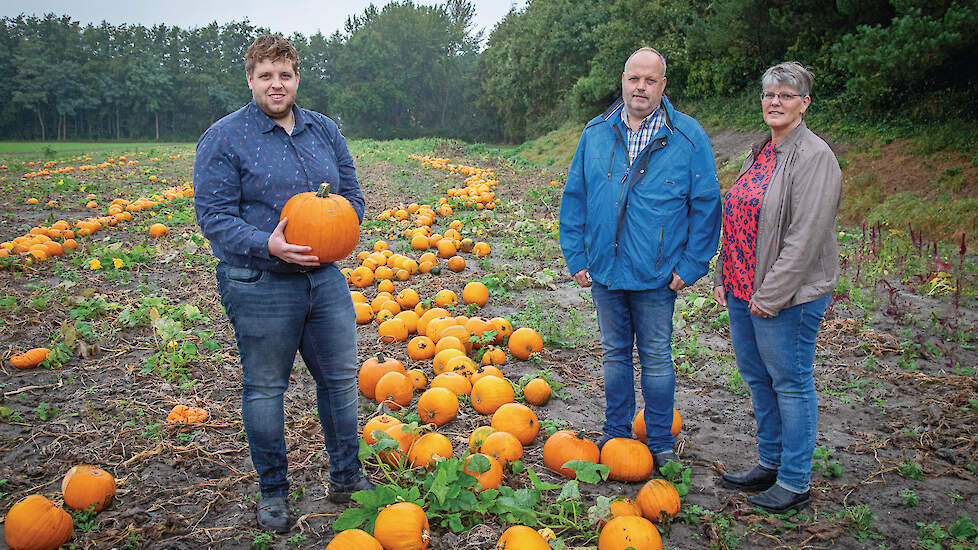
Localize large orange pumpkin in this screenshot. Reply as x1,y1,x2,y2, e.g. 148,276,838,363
280,183,360,262
597,516,662,550
600,438,653,481
491,403,539,445
373,502,430,550
495,525,550,549
542,430,600,479
61,465,116,512
636,479,681,523
374,371,413,409
325,528,383,549
4,494,73,550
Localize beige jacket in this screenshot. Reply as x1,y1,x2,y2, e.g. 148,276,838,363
714,121,842,315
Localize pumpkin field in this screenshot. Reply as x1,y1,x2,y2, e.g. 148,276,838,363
1,139,977,549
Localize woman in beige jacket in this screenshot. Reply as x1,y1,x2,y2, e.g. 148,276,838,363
712,62,842,514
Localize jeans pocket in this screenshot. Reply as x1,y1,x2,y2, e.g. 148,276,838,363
225,266,263,284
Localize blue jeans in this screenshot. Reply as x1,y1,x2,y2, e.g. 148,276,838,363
216,262,362,497
591,281,677,453
727,294,830,493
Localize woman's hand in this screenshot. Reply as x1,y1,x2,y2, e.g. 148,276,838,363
749,300,773,318
573,269,592,288
713,285,727,307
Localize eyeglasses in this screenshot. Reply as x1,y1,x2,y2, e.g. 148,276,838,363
761,92,804,102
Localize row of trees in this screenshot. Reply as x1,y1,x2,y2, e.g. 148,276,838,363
1,0,974,143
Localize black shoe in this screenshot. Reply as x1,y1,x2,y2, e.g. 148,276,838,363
257,495,289,533
652,450,680,476
747,484,811,514
722,464,778,492
327,476,376,504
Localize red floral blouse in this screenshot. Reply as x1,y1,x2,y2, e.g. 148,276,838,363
722,141,776,301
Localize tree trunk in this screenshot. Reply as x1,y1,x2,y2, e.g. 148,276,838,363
37,107,46,141
116,106,120,140
155,112,159,141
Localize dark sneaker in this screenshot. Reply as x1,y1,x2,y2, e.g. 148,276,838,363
722,464,778,492
652,450,680,476
327,476,376,504
257,495,289,533
747,484,811,514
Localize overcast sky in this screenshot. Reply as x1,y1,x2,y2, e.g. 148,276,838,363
1,0,526,41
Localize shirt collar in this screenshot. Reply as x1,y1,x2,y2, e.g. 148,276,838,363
249,101,307,135
620,105,661,131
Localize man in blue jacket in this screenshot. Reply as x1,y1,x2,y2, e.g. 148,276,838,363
193,34,374,533
559,47,721,474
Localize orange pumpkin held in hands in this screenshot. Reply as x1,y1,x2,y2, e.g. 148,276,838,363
280,182,360,262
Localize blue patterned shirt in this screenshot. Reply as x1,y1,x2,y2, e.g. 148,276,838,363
621,106,664,165
193,101,364,272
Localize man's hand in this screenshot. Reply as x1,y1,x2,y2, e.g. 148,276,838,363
268,218,320,266
713,285,727,306
574,269,592,288
668,271,686,291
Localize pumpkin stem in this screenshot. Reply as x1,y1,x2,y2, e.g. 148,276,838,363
316,182,331,197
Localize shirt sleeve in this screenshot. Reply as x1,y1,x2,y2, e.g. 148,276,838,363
559,133,589,276
192,127,272,260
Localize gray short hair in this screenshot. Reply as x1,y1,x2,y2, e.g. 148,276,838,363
762,62,813,97
624,47,667,77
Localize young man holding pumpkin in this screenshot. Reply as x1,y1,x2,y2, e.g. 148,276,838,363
559,47,721,475
193,34,372,533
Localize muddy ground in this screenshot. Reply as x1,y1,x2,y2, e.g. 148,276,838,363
0,140,976,549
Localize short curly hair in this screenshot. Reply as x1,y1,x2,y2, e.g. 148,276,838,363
244,34,299,75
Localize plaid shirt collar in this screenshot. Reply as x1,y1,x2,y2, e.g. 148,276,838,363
621,105,663,165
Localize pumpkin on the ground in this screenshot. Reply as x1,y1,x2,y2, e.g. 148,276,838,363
373,502,430,550
61,465,116,512
597,516,662,550
600,438,654,482
636,478,681,523
542,430,600,479
4,494,73,550
491,403,539,445
495,525,550,549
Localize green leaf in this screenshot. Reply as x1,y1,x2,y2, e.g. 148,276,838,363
526,467,562,491
332,506,372,530
556,479,580,501
563,460,609,484
466,453,491,474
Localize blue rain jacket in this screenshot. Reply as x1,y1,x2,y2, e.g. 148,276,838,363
559,96,721,290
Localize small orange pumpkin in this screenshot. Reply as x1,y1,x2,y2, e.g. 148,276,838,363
636,479,681,523
358,354,405,399
464,453,503,492
373,502,430,550
407,432,453,469
495,525,550,549
480,430,523,466
61,465,116,512
325,528,383,549
508,327,543,360
542,430,600,479
9,347,51,369
600,438,654,482
471,375,515,415
362,415,401,445
374,371,413,409
490,403,538,445
148,223,169,238
416,387,459,427
522,378,552,406
598,516,662,550
633,408,683,440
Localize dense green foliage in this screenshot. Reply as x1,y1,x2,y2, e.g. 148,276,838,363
1,0,974,143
